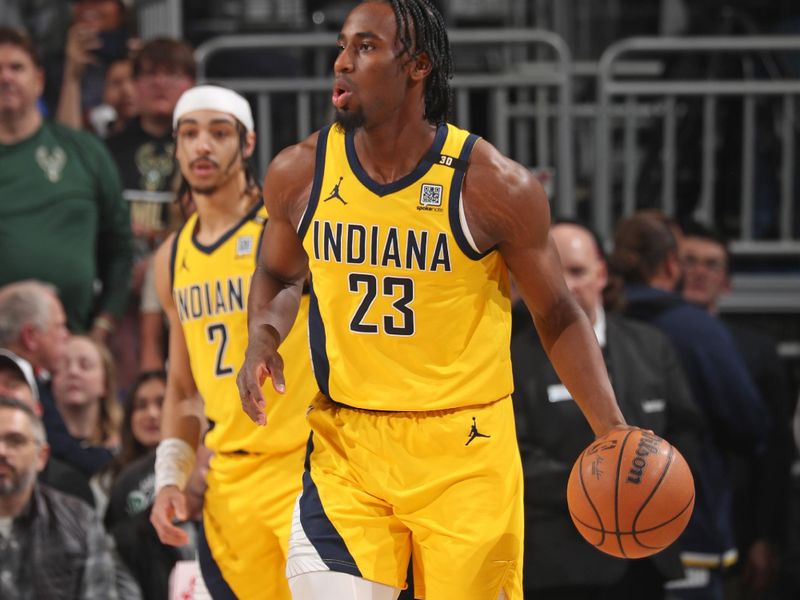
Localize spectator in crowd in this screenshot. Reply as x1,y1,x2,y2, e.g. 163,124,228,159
609,211,770,600
104,36,196,388
512,221,703,599
0,27,133,335
0,396,118,599
679,220,794,599
104,369,164,529
0,0,72,114
0,347,94,505
0,280,114,477
52,334,121,511
104,370,199,600
55,0,131,131
52,334,121,451
106,369,164,485
93,56,137,137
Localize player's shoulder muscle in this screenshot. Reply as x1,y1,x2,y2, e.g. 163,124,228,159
462,138,550,251
263,130,321,227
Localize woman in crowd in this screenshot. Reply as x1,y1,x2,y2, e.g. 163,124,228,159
104,370,203,600
52,334,122,451
105,369,166,525
52,334,123,511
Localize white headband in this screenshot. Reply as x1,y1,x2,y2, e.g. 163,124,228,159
173,85,254,133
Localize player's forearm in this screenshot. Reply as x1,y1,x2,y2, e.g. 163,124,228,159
247,262,303,345
537,301,625,436
161,381,204,447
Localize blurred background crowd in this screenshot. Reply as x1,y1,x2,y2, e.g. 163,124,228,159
0,1,799,599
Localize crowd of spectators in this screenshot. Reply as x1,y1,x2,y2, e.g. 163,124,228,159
0,2,798,600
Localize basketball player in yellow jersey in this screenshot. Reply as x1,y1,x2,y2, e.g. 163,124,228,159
237,2,632,599
149,86,317,599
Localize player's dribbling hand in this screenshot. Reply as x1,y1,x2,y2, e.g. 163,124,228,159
236,325,286,426
151,486,191,546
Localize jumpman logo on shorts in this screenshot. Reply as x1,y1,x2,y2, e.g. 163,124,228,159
465,417,491,446
323,176,347,205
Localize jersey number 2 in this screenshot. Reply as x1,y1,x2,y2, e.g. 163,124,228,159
349,273,414,336
207,323,234,376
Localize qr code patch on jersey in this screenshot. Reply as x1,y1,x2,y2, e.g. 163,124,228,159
420,183,443,207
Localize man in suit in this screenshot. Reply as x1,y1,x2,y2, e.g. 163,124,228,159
511,221,703,599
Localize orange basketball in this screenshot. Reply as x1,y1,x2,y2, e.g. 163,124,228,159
566,428,695,559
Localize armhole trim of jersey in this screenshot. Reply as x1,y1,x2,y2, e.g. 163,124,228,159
307,277,331,397
448,133,491,260
298,125,331,241
255,216,267,270
458,192,481,255
169,226,182,289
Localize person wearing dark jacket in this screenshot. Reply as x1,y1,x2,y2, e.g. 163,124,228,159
0,348,94,506
609,212,770,600
512,222,704,599
679,221,794,599
0,396,117,599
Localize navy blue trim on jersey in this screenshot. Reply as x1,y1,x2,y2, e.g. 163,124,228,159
448,133,492,260
197,520,238,599
345,122,448,197
298,125,331,241
307,279,331,397
255,215,267,270
169,225,182,289
191,201,262,254
300,433,362,578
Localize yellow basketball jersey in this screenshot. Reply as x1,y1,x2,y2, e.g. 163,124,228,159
299,123,512,412
172,204,315,454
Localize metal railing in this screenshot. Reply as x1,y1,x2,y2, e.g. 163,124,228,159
194,30,800,265
136,0,182,40
195,29,576,215
594,36,800,255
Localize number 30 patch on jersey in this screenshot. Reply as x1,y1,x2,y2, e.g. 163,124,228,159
419,183,443,207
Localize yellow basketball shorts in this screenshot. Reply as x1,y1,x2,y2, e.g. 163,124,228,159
287,394,524,600
202,447,306,599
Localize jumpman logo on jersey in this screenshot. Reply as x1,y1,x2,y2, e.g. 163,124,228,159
180,254,190,272
323,176,347,205
465,417,491,446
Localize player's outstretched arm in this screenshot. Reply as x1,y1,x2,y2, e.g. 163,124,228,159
150,233,204,546
237,134,318,425
463,140,626,437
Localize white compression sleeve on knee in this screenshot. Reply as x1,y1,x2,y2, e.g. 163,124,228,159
288,571,401,600
154,437,196,492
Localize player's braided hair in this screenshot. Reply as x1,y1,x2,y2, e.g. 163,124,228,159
385,0,453,123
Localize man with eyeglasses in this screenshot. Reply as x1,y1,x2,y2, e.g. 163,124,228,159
610,212,769,600
0,396,118,599
680,220,794,600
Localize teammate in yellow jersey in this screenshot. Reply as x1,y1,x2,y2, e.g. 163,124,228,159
149,85,317,599
237,2,631,599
